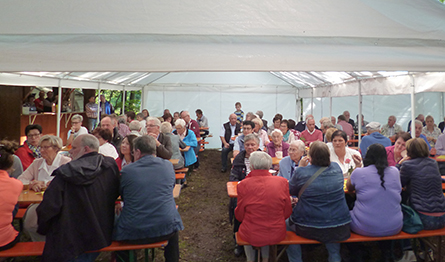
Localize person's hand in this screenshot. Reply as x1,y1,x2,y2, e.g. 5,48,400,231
224,143,230,148
430,148,437,156
352,154,362,168
427,136,433,142
115,202,123,215
299,156,310,167
398,155,411,165
30,181,45,192
291,197,298,207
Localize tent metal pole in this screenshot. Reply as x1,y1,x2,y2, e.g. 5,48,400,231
311,88,314,115
56,80,62,137
329,88,332,119
358,81,362,145
122,86,126,114
140,86,145,112
97,82,101,125
410,75,416,138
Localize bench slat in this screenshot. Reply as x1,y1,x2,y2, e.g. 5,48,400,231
0,240,168,257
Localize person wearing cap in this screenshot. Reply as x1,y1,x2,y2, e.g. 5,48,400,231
359,122,392,157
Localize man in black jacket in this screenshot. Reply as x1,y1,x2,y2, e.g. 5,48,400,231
220,114,241,172
146,116,173,160
37,134,120,262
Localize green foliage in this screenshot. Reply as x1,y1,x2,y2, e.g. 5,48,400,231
97,90,141,115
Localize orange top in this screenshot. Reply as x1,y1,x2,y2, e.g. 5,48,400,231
0,170,23,247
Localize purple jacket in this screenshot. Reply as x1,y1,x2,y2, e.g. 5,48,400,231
266,142,290,158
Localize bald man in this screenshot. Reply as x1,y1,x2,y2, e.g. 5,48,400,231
220,114,241,172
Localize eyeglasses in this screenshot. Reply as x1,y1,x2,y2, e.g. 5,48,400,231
40,146,54,150
146,124,158,128
28,134,41,138
71,121,81,124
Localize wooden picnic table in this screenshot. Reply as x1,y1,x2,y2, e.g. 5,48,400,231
231,157,281,165
432,155,445,162
169,159,179,165
227,179,351,198
19,184,182,204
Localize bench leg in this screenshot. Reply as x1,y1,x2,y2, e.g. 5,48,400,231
276,245,289,262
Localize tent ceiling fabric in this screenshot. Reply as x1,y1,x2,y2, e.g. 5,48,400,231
1,0,445,71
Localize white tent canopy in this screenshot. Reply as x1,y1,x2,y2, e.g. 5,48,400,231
1,0,445,72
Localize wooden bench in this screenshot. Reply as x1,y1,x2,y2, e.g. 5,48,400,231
0,240,168,262
236,228,445,262
13,208,27,231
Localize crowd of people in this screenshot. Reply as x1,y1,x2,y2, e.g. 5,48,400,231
4,96,445,262
226,105,445,262
2,94,213,261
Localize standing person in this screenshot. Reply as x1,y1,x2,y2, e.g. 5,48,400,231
0,141,23,253
220,114,241,173
15,124,42,171
287,141,351,262
235,152,292,262
85,95,99,132
34,91,45,113
36,134,120,262
66,114,88,146
180,111,200,140
113,135,183,262
43,91,54,112
173,119,198,168
99,94,114,118
234,102,244,124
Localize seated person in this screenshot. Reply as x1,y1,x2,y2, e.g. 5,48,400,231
117,116,131,138
15,124,42,171
414,120,433,153
116,134,138,171
280,120,296,143
381,115,403,140
37,134,120,262
22,94,37,113
128,120,142,136
146,117,173,160
136,113,147,135
287,141,351,262
220,114,241,173
114,135,183,262
278,140,305,180
92,128,119,159
266,129,289,158
0,141,23,252
386,132,411,166
233,120,262,158
235,152,292,262
252,118,269,151
66,114,88,146
353,114,369,134
267,115,282,135
359,122,392,157
173,119,197,168
399,138,445,230
329,130,362,178
160,122,186,170
337,114,354,140
196,109,209,137
422,115,441,148
18,135,71,242
299,117,323,146
229,134,261,257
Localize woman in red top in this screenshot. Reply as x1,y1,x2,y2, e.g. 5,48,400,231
235,151,292,262
0,140,23,253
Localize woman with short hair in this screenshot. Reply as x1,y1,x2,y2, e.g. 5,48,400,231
399,138,445,230
160,122,186,170
278,140,305,180
385,131,411,166
267,115,282,135
329,130,362,178
422,115,441,148
252,118,269,150
287,141,350,262
280,120,296,144
235,152,292,262
173,119,197,168
92,127,119,159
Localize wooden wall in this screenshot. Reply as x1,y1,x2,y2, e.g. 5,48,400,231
0,85,23,142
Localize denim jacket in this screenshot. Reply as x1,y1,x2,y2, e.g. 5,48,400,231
289,162,351,228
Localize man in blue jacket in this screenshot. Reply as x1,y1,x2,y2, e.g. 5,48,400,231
114,135,183,262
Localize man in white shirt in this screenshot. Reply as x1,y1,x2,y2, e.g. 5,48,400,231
381,115,403,140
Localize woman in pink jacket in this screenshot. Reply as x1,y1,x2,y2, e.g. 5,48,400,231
235,151,292,262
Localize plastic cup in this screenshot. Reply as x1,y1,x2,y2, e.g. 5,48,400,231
23,182,29,194
276,151,283,159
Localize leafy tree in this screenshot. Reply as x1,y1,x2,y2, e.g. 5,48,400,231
97,90,141,115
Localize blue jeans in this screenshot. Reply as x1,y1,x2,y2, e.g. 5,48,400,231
285,219,342,262
418,212,445,230
88,118,97,133
68,252,99,262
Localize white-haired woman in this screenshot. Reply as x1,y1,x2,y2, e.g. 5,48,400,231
252,118,269,150
266,129,290,158
173,119,197,168
18,135,71,242
18,135,71,192
422,115,441,148
278,140,305,180
66,114,88,146
235,152,292,262
160,122,185,170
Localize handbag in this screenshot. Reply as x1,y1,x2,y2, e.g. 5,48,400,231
401,204,424,234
